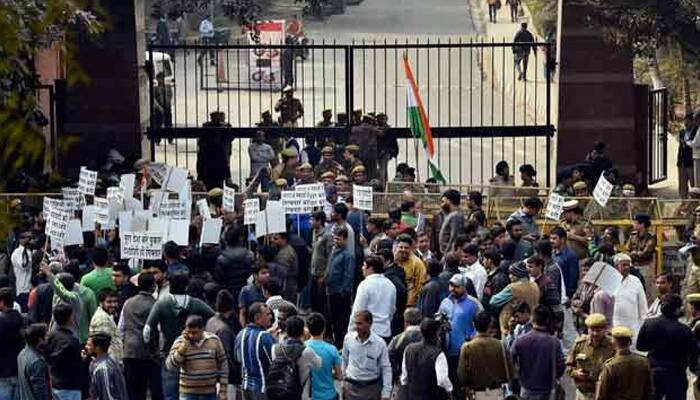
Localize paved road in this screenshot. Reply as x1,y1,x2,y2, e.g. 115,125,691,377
154,0,550,188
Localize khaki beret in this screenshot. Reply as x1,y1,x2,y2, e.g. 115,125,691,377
320,171,336,179
687,293,700,303
611,326,634,339
351,165,366,175
335,175,349,183
275,179,287,187
321,146,334,154
207,188,223,197
562,200,579,211
281,148,297,158
572,181,587,190
298,163,313,171
622,183,635,191
585,313,607,328
345,144,360,152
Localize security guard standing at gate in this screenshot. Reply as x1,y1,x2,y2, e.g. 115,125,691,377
595,326,653,400
565,314,615,400
625,213,658,300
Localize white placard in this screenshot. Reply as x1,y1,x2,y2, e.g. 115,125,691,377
168,219,190,246
200,218,223,245
94,197,112,227
43,197,72,217
255,200,286,237
243,198,260,225
131,211,150,232
62,188,81,212
148,217,169,234
296,183,326,207
118,211,133,237
107,187,124,212
45,207,71,245
593,174,614,207
582,261,622,296
148,190,166,213
64,219,84,246
78,166,98,195
157,199,189,219
353,185,373,211
164,167,188,192
197,198,212,220
120,174,136,202
82,205,97,232
179,179,191,202
544,192,565,221
121,231,164,260
148,163,169,185
223,185,236,212
281,190,312,214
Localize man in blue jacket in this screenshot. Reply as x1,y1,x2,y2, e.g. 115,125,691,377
234,302,276,400
326,225,355,348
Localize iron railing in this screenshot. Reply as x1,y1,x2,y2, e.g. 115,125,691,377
648,88,668,184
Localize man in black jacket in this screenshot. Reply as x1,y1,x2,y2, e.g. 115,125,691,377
215,226,254,310
45,303,83,400
513,22,535,81
637,293,699,400
0,287,25,400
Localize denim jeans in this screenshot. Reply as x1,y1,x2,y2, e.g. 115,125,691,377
52,389,82,400
0,377,17,400
162,360,180,400
180,394,217,400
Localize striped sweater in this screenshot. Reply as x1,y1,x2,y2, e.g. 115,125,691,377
166,331,229,395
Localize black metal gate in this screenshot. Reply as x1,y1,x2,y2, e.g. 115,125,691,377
147,40,555,187
648,88,668,184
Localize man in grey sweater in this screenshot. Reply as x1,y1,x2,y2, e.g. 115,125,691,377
438,189,465,256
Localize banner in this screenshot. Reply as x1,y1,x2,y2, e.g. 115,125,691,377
243,198,260,225
121,231,165,260
593,174,614,207
78,166,98,195
544,192,565,221
246,20,285,90
353,185,373,211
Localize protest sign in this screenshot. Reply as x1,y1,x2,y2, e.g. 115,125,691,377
593,174,614,207
45,207,71,245
200,218,223,245
164,167,188,192
131,211,150,232
121,231,164,260
544,192,565,221
120,174,136,202
62,188,81,212
94,197,112,227
243,198,260,225
107,186,124,212
148,190,166,213
168,219,190,246
118,211,133,237
281,190,312,214
197,198,212,220
82,205,97,232
148,163,169,185
64,219,84,246
353,185,373,211
255,201,286,237
43,197,72,217
296,184,326,208
148,217,169,234
223,185,236,212
582,261,622,296
78,167,97,195
157,199,189,219
179,179,191,202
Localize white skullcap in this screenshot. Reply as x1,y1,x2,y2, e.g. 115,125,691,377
613,253,632,264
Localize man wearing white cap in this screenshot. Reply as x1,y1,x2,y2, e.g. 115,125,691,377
611,253,647,347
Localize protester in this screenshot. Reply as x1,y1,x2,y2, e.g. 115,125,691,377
460,244,487,300
80,247,114,295
205,290,239,400
342,311,392,400
645,273,671,319
269,315,321,400
400,318,452,399
17,323,49,400
235,302,275,400
215,226,254,310
387,307,423,393
0,287,24,400
326,225,355,348
350,255,397,341
89,288,123,363
85,332,128,400
306,313,343,400
611,253,647,346
394,234,426,308
45,304,83,400
417,259,445,318
438,189,464,256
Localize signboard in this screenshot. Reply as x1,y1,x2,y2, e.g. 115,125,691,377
281,190,312,214
255,200,286,237
544,193,565,221
78,166,98,195
120,174,136,202
243,198,260,225
168,219,190,246
93,197,112,227
45,206,71,245
582,261,623,296
64,219,84,246
82,205,97,232
353,185,373,211
43,197,72,217
296,183,326,208
157,199,189,219
223,185,236,212
164,166,188,192
149,163,169,185
593,174,614,207
197,198,212,220
107,187,124,212
121,231,165,260
245,20,285,90
62,187,81,212
200,218,223,246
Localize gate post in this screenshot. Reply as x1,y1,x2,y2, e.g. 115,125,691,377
345,45,354,127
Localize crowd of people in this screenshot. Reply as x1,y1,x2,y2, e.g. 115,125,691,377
1,135,700,400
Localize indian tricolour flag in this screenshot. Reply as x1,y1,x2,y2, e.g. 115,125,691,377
402,53,446,184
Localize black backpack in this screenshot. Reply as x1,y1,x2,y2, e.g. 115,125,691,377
265,343,305,400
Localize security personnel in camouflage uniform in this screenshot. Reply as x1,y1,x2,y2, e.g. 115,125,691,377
274,86,304,127
314,146,345,180
595,326,653,400
566,314,615,400
625,213,657,300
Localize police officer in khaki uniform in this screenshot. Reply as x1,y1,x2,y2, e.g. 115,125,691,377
317,108,333,127
561,200,589,259
335,175,350,192
314,146,345,179
566,314,615,400
295,163,316,186
320,171,336,186
274,86,304,127
271,147,298,185
595,326,653,400
351,165,368,186
625,213,657,300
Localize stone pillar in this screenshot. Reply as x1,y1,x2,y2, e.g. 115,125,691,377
556,0,646,187
58,0,149,174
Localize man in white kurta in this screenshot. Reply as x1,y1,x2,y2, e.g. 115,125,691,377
612,253,648,347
